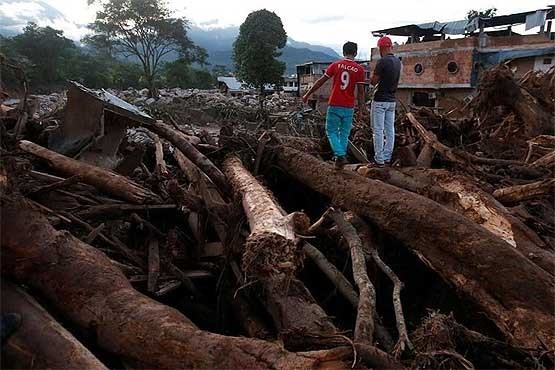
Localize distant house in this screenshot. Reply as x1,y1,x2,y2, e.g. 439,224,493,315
282,76,299,95
370,7,555,112
218,76,299,96
217,76,251,96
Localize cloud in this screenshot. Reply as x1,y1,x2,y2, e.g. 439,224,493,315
304,15,344,24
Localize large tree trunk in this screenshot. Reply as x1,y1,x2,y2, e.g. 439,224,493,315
1,280,108,370
276,147,555,349
223,155,298,277
222,155,337,338
0,199,348,370
147,122,229,193
356,166,555,275
18,140,160,204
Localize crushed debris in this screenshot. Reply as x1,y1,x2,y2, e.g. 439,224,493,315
0,64,553,370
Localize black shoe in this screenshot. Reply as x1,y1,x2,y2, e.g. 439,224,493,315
334,156,348,169
1,313,21,341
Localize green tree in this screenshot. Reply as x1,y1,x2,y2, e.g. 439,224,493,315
467,8,497,20
233,9,287,95
6,23,76,87
86,0,205,96
161,58,215,89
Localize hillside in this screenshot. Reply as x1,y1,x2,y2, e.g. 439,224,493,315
188,25,340,74
0,2,340,75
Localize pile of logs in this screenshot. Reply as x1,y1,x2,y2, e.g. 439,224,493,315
0,65,554,370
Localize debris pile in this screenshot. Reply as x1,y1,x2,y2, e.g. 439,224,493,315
0,65,554,370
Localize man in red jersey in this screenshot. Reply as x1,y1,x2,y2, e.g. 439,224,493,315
302,41,366,169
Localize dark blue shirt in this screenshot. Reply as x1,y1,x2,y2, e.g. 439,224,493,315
374,54,401,102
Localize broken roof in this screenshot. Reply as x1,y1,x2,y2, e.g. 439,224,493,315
372,8,555,37
69,81,154,125
217,76,248,92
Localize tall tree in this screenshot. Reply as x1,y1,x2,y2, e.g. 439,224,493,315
6,23,76,86
233,9,287,95
86,0,205,96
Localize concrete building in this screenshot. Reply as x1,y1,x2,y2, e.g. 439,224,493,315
369,8,555,113
218,76,299,96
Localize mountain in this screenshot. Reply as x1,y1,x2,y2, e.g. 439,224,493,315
188,25,340,74
0,1,341,74
0,0,88,40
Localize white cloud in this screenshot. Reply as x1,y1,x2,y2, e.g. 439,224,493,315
6,0,551,53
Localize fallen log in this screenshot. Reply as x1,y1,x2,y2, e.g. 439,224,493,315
416,143,434,167
406,113,524,167
276,147,555,349
1,280,108,370
493,178,555,204
355,166,555,275
346,213,412,356
327,209,375,344
222,155,337,339
530,150,555,169
148,121,228,193
145,130,169,177
223,155,298,277
1,199,348,370
302,242,358,309
19,140,160,204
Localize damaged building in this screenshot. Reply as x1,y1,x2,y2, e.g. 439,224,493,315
370,7,555,112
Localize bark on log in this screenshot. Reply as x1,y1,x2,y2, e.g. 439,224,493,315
416,143,434,167
276,147,555,349
493,178,555,204
223,155,298,278
302,242,358,308
327,209,375,344
346,214,412,355
147,121,228,193
1,280,108,370
530,150,555,168
356,166,555,275
19,140,160,204
1,200,348,370
223,155,338,339
145,130,169,177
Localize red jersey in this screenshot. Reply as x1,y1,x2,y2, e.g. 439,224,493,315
324,59,365,108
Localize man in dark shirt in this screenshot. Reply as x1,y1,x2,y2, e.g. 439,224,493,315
370,36,401,166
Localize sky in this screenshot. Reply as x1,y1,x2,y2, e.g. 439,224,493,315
2,0,551,56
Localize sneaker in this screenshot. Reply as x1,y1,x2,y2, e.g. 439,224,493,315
368,161,385,168
1,313,21,341
334,156,348,169
384,161,391,167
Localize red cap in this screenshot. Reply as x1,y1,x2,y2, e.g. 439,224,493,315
377,36,392,48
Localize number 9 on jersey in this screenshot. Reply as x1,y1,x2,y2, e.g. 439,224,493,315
340,71,350,90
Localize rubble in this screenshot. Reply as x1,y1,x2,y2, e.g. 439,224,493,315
0,64,554,370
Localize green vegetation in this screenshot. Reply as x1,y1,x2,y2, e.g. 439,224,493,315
233,9,287,92
86,0,207,96
0,2,217,94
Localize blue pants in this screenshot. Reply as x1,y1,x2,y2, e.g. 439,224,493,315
326,106,354,157
371,101,396,164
